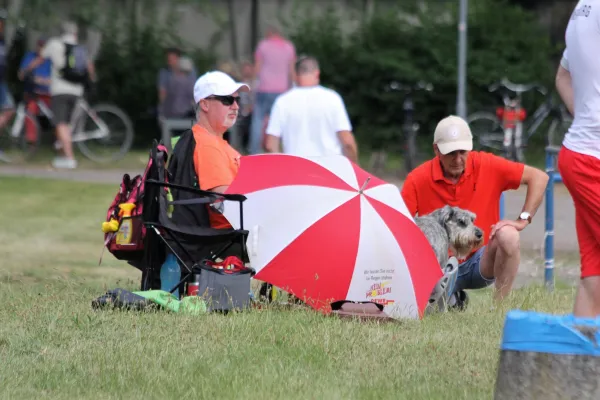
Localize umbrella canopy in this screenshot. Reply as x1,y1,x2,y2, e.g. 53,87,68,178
223,154,442,319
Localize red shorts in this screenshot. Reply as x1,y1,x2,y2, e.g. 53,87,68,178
558,146,600,278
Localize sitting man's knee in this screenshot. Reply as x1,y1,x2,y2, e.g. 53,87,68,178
494,226,520,255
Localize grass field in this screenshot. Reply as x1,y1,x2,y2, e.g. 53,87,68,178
0,176,577,399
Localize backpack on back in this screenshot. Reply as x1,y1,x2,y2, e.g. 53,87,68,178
60,42,88,84
168,129,212,228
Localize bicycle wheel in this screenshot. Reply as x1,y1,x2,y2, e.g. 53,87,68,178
0,111,41,163
467,112,505,154
547,115,572,149
75,104,134,163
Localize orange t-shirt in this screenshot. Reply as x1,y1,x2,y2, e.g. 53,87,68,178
400,151,524,259
192,124,241,229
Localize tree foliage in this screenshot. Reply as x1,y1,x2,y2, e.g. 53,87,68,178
288,0,559,151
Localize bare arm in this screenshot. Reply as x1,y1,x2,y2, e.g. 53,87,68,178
520,164,549,220
265,134,280,153
556,64,574,116
87,61,97,82
337,130,359,164
289,55,296,88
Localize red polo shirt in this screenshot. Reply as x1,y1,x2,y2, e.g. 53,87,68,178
400,151,524,257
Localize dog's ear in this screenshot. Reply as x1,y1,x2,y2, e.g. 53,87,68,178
436,205,454,224
467,210,477,221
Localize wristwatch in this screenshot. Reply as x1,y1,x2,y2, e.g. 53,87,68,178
518,211,532,224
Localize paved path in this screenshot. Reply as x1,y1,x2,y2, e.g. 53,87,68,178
0,165,578,253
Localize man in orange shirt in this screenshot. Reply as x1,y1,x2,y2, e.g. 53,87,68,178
191,70,250,229
401,115,549,304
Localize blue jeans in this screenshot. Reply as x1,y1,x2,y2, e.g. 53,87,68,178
0,82,14,110
248,92,281,155
455,246,495,292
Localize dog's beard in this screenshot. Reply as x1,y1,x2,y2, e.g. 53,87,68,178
450,232,483,259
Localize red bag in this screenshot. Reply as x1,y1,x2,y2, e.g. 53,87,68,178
100,144,168,263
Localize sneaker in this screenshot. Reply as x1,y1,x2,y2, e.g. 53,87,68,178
51,157,77,169
0,149,11,163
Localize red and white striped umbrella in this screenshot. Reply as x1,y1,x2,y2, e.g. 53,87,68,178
223,154,442,319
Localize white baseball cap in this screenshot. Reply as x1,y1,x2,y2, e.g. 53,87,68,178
433,115,473,155
193,71,250,103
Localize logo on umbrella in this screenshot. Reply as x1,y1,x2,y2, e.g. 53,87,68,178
366,281,392,299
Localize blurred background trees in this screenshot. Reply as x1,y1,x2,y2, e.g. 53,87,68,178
0,0,577,151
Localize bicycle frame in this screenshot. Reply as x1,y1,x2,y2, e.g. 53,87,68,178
9,96,111,144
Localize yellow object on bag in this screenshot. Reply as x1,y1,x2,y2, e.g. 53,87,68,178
101,218,120,233
115,203,136,244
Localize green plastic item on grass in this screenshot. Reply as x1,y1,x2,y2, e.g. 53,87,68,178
133,290,207,315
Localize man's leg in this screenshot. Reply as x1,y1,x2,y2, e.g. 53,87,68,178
248,92,266,155
479,226,521,301
56,123,74,159
50,95,77,168
25,97,40,143
454,246,495,305
558,146,600,317
0,84,15,130
572,210,600,317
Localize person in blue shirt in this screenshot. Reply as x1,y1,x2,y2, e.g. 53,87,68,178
18,36,52,144
0,11,14,162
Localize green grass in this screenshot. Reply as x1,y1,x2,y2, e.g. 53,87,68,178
1,146,150,171
0,177,578,399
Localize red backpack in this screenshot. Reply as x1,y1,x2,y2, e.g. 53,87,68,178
100,143,169,264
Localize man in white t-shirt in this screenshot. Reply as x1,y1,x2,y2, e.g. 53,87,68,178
555,0,600,317
264,56,358,163
21,21,96,169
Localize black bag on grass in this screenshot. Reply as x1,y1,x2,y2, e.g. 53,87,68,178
92,288,156,311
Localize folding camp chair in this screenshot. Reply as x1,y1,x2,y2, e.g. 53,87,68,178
138,138,253,309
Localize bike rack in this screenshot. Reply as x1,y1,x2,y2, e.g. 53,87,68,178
544,146,562,292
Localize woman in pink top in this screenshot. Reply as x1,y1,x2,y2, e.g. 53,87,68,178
248,24,296,155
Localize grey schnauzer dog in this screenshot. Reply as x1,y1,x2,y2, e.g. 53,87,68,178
414,205,484,267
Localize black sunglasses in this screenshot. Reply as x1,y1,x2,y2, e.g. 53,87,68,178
206,95,241,106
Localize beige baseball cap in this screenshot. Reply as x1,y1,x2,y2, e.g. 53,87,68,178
433,115,473,155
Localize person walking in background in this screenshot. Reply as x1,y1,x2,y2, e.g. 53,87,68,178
264,56,358,163
237,59,256,151
248,23,296,155
555,0,600,317
18,36,52,147
0,11,15,162
20,21,96,169
157,48,197,120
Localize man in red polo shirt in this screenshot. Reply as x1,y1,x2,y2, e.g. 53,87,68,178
401,115,549,304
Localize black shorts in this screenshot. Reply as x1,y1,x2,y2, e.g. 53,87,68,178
51,94,78,124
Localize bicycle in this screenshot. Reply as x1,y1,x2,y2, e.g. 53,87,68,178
369,80,434,175
467,77,572,162
0,86,134,164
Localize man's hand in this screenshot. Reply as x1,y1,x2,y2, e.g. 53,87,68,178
490,219,528,240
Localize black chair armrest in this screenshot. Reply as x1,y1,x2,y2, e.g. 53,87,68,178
145,179,247,202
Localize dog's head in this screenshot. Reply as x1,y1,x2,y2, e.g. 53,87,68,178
430,205,484,259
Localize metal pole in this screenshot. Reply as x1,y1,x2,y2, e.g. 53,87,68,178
544,148,555,292
457,0,468,119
